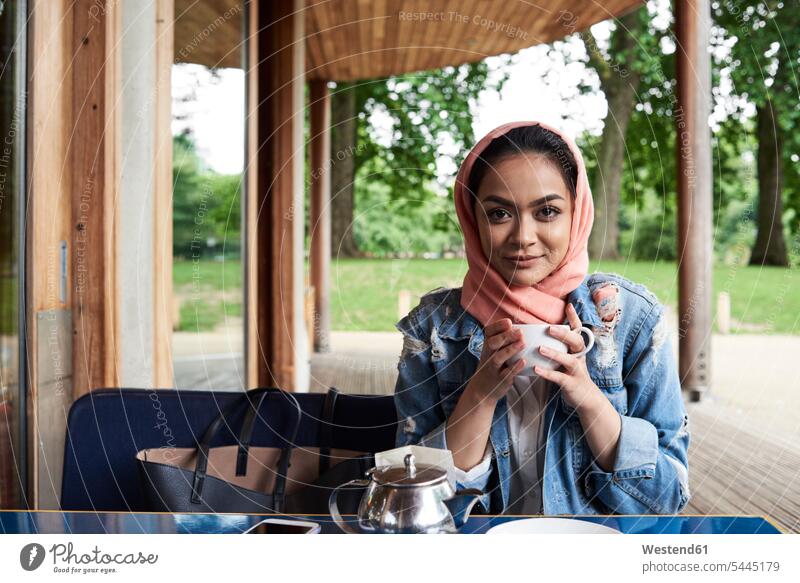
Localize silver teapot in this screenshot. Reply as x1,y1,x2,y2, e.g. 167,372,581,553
329,453,483,534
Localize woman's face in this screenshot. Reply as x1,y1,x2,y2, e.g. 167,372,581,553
474,152,574,287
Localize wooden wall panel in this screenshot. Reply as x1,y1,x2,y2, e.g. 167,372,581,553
153,0,175,388
27,0,76,510
28,2,73,316
28,0,122,506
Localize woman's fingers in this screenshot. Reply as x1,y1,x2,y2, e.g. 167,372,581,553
539,345,576,373
566,303,582,329
533,365,569,386
548,324,585,354
501,358,526,383
486,327,521,352
481,356,524,396
484,318,511,338
492,337,525,368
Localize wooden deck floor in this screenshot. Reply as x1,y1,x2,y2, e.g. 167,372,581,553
309,349,800,533
684,405,800,533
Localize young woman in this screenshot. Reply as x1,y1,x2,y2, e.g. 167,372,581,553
394,121,690,515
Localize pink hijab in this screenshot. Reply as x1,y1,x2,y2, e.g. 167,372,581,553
454,121,594,326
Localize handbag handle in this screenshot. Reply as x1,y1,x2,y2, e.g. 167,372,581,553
318,386,340,475
190,388,302,508
235,389,301,476
223,388,300,477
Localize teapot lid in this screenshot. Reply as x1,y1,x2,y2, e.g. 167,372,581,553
371,453,447,487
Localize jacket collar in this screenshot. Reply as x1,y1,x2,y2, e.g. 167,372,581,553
438,278,603,341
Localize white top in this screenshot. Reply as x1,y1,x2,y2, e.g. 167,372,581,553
449,374,551,514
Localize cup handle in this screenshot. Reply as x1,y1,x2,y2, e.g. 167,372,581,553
572,326,595,358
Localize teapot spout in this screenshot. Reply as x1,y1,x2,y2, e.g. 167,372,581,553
443,488,484,530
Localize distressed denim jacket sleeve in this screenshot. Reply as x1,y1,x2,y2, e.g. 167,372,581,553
393,306,449,449
585,303,691,514
393,305,494,510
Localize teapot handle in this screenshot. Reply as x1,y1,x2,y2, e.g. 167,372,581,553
328,479,372,534
444,488,484,530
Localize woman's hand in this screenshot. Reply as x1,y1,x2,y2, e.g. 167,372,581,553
465,318,527,405
447,318,524,472
535,303,622,471
533,303,599,412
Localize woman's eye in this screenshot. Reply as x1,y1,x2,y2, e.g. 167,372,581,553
539,206,560,219
488,208,511,221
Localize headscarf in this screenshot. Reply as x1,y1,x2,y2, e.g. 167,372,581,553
454,121,594,326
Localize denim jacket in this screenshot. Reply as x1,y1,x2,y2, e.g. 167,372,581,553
393,272,691,515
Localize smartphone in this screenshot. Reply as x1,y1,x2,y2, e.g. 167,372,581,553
243,518,321,534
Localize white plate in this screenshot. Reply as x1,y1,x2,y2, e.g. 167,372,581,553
486,517,621,535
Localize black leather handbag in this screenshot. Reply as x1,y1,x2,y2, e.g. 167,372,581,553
137,387,300,513
283,387,373,514
136,387,372,514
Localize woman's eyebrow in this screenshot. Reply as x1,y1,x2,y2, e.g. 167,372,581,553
481,193,565,207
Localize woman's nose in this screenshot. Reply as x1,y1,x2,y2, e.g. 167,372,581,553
510,215,538,247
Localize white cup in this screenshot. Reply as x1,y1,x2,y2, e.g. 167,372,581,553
507,324,595,377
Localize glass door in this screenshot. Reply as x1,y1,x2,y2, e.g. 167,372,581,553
0,0,28,509
171,2,246,390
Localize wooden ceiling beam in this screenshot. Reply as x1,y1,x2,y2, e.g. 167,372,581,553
174,0,643,80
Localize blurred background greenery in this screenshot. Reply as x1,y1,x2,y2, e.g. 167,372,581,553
172,0,799,334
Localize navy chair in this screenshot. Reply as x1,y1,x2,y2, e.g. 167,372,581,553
61,388,398,511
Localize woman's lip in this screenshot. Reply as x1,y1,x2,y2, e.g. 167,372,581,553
504,255,544,267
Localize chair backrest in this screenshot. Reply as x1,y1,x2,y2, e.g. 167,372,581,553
61,388,398,511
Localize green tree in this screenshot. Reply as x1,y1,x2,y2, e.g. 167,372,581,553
330,62,506,257
581,4,671,260
172,132,242,258
172,132,203,258
330,83,359,257
581,1,780,265
714,0,799,266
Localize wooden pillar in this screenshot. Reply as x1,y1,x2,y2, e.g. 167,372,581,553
675,0,713,402
153,0,175,387
249,0,308,391
309,80,331,353
71,0,121,398
245,0,259,388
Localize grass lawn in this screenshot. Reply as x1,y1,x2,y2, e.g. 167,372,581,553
173,258,243,331
0,278,18,335
173,257,243,290
174,258,799,334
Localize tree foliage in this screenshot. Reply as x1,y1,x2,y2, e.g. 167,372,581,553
172,132,242,258
345,62,507,256
713,0,800,262
579,0,799,264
